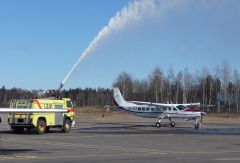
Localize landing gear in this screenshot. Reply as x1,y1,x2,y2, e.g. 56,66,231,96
170,121,175,127
155,117,176,128
194,118,201,130
194,124,199,129
156,122,161,128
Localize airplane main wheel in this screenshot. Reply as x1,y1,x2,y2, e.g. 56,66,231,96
170,122,175,127
194,124,199,129
156,122,161,128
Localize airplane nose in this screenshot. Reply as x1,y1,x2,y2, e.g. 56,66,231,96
201,112,207,116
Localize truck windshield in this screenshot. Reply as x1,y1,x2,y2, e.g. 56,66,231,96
66,101,73,108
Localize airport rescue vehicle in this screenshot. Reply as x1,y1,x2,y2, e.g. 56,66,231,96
8,97,75,134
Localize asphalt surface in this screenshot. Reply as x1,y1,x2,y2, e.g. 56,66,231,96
0,113,240,163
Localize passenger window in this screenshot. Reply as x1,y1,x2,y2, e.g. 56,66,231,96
146,108,149,111
151,108,154,111
138,108,141,111
173,107,177,111
163,107,167,111
142,108,145,111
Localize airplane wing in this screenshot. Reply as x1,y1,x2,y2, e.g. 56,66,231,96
129,101,172,107
0,108,68,113
180,103,200,106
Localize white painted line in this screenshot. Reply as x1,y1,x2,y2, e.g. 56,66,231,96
213,158,240,161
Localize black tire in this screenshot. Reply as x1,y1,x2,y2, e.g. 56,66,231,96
13,127,24,134
155,122,161,128
36,119,46,134
62,119,71,133
170,122,175,127
194,124,199,130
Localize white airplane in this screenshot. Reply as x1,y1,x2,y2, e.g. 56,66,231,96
113,87,206,129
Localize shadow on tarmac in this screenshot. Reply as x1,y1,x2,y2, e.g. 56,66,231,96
0,129,63,135
0,149,37,155
1,122,240,135
75,122,240,136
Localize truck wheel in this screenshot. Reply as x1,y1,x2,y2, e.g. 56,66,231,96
36,119,46,134
62,119,71,133
13,127,24,134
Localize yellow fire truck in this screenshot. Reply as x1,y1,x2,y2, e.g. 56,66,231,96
8,98,75,134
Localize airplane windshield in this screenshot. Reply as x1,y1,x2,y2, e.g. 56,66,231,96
176,105,187,110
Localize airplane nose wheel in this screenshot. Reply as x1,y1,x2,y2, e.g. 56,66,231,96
194,124,199,129
156,122,161,128
170,121,175,127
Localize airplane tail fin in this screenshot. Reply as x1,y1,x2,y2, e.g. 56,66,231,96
113,87,126,106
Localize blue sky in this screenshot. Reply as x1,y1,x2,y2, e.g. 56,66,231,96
0,0,240,90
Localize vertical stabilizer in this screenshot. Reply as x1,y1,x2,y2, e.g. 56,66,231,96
113,87,126,106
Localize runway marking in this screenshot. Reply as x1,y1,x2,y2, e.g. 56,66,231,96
0,156,37,161
0,153,161,161
213,158,240,161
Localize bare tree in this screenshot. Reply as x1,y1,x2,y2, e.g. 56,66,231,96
133,79,149,101
183,68,193,103
112,72,134,100
233,70,240,114
201,67,210,111
149,67,164,103
167,67,175,103
175,71,183,103
221,61,231,113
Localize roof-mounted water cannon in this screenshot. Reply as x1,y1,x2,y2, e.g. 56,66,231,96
39,83,64,99
53,82,64,99
57,82,64,92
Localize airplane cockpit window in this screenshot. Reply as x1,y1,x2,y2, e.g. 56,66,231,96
173,107,177,111
176,105,187,110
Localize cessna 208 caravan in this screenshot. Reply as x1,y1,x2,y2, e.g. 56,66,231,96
113,87,206,129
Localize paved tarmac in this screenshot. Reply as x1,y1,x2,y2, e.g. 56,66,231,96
0,113,240,163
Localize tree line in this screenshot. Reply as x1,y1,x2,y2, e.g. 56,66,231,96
0,61,240,114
